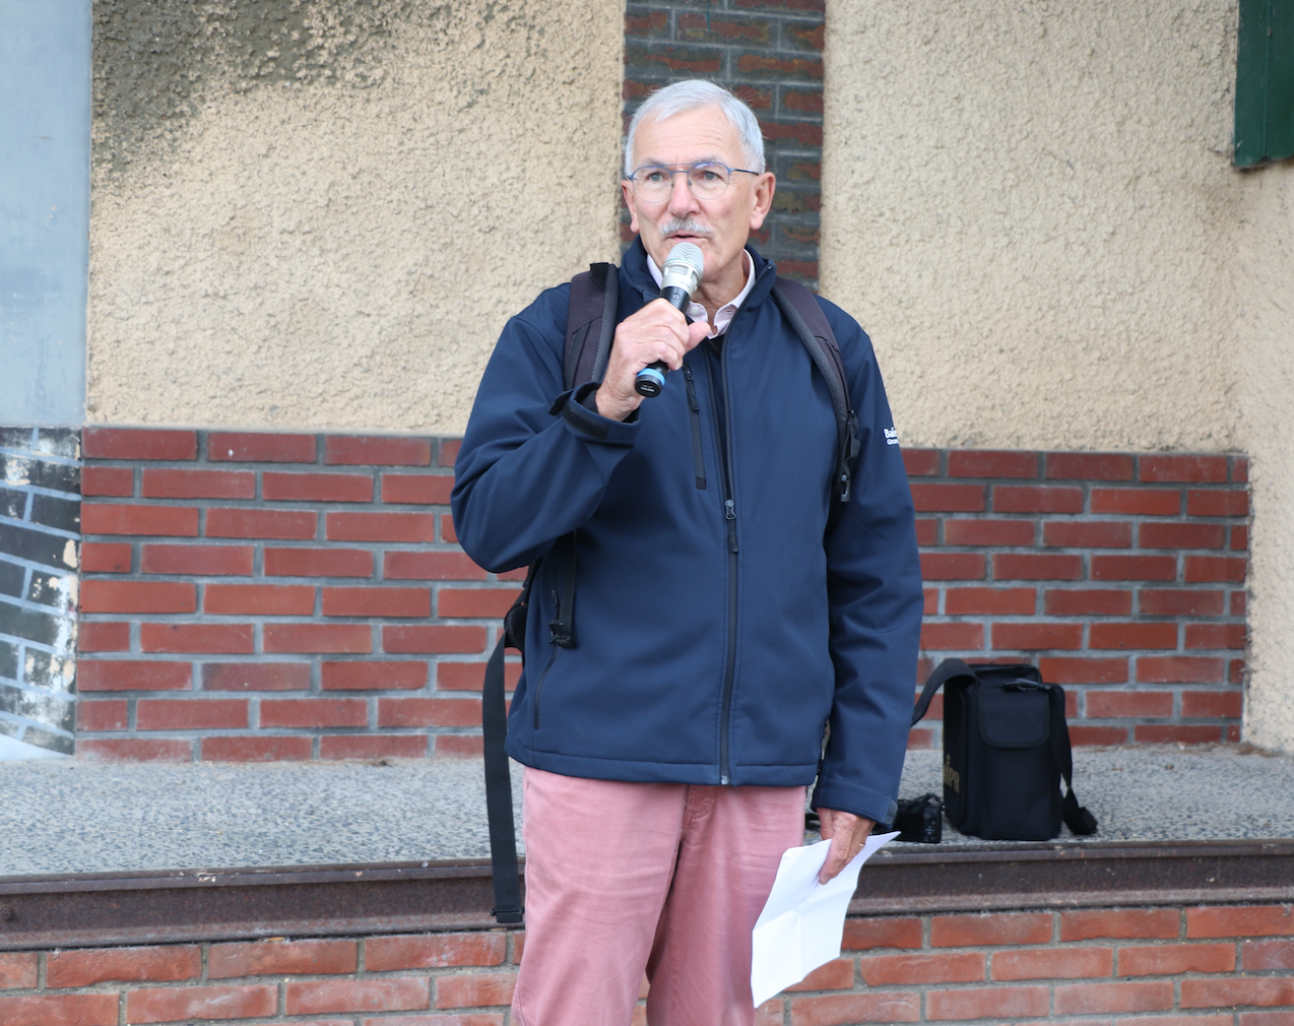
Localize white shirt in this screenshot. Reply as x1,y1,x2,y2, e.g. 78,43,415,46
647,249,756,338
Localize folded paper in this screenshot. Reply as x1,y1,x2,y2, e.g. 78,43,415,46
750,831,900,1006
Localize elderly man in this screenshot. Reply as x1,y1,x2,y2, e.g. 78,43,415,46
452,80,922,1026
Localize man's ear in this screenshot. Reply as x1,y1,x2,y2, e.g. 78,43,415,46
749,172,776,232
621,180,640,236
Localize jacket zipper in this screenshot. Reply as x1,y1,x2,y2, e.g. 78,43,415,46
682,365,707,490
531,589,560,729
707,267,776,783
704,342,740,786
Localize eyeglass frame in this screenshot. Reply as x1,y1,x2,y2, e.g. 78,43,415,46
626,160,762,202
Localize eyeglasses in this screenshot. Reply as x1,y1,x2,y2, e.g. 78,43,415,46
627,161,759,202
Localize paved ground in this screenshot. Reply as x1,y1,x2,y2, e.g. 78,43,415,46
2,744,1292,877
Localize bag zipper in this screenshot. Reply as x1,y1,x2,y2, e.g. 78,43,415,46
682,365,707,490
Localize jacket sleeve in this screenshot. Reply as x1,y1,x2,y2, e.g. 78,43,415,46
809,301,924,826
451,286,641,574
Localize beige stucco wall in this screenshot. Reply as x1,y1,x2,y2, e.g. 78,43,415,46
822,0,1244,453
1235,165,1294,753
87,0,623,434
823,0,1294,751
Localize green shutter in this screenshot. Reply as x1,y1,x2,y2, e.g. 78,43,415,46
1235,0,1294,167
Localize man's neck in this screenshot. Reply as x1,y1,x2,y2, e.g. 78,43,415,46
694,254,749,325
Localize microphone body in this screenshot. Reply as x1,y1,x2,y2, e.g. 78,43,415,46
636,243,705,398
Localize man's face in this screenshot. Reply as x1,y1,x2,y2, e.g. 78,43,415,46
621,106,775,295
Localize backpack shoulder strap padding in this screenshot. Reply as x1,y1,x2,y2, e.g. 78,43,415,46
770,281,861,506
565,263,619,390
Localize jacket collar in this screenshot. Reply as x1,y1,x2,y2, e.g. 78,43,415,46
621,236,777,311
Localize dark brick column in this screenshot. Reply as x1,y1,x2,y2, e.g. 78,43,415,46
623,0,824,288
0,428,81,756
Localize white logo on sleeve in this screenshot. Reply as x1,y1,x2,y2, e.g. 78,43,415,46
884,427,900,446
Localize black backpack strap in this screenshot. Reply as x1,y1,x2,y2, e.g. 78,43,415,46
482,564,539,926
481,263,614,925
771,281,861,507
912,657,976,725
565,263,618,390
1046,685,1099,836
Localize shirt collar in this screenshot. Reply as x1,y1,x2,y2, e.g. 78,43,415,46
646,248,756,338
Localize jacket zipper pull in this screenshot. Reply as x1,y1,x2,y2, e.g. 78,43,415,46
683,366,700,411
725,499,738,552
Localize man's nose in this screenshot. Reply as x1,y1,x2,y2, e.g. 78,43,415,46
666,172,700,216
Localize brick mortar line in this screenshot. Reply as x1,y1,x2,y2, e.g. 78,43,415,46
624,38,825,52
626,3,824,15
0,513,79,541
84,459,452,469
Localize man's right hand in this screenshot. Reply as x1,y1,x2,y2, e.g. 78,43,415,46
595,298,711,422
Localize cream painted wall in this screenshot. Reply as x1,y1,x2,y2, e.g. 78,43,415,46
822,1,1240,452
1236,166,1294,754
823,0,1294,751
87,0,623,434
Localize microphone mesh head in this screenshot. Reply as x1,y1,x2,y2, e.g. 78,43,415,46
662,242,705,294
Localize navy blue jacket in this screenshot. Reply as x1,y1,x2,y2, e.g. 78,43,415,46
452,240,922,824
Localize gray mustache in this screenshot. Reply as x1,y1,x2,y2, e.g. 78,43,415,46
662,219,713,238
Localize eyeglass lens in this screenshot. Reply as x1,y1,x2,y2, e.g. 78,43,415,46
634,163,732,201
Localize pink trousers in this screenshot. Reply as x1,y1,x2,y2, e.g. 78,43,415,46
510,767,806,1026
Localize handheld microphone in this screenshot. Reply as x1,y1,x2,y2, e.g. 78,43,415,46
635,242,705,398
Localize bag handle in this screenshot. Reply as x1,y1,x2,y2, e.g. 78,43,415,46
911,657,976,726
1046,686,1099,836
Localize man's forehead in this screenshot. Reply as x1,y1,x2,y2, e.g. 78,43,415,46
632,106,742,163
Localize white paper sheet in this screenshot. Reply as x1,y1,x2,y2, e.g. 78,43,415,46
750,831,899,1006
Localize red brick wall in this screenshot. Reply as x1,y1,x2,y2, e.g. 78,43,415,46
76,429,1248,761
3,904,1291,1024
77,427,519,763
908,449,1249,750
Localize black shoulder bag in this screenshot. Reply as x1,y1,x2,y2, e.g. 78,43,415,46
912,659,1099,842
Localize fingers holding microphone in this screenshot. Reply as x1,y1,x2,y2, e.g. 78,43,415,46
595,300,707,422
596,241,710,421
635,242,707,398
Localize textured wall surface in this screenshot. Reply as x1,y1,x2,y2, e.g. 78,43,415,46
76,427,506,763
74,426,1248,761
908,449,1248,751
4,907,1294,1022
823,1,1294,753
87,0,624,435
821,0,1242,453
0,430,81,758
1236,163,1294,752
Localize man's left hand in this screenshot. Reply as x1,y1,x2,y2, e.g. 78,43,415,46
816,808,875,884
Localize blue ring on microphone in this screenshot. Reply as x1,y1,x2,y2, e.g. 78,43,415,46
635,366,666,397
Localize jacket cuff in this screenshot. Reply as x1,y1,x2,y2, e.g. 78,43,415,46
810,781,899,826
550,385,639,445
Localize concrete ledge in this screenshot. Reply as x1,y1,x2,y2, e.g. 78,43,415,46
3,840,1293,951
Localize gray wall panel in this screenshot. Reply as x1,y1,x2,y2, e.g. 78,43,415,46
0,0,91,425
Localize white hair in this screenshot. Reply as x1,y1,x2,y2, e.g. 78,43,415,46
624,80,766,177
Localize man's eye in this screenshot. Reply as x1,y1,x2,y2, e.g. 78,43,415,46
643,169,667,183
